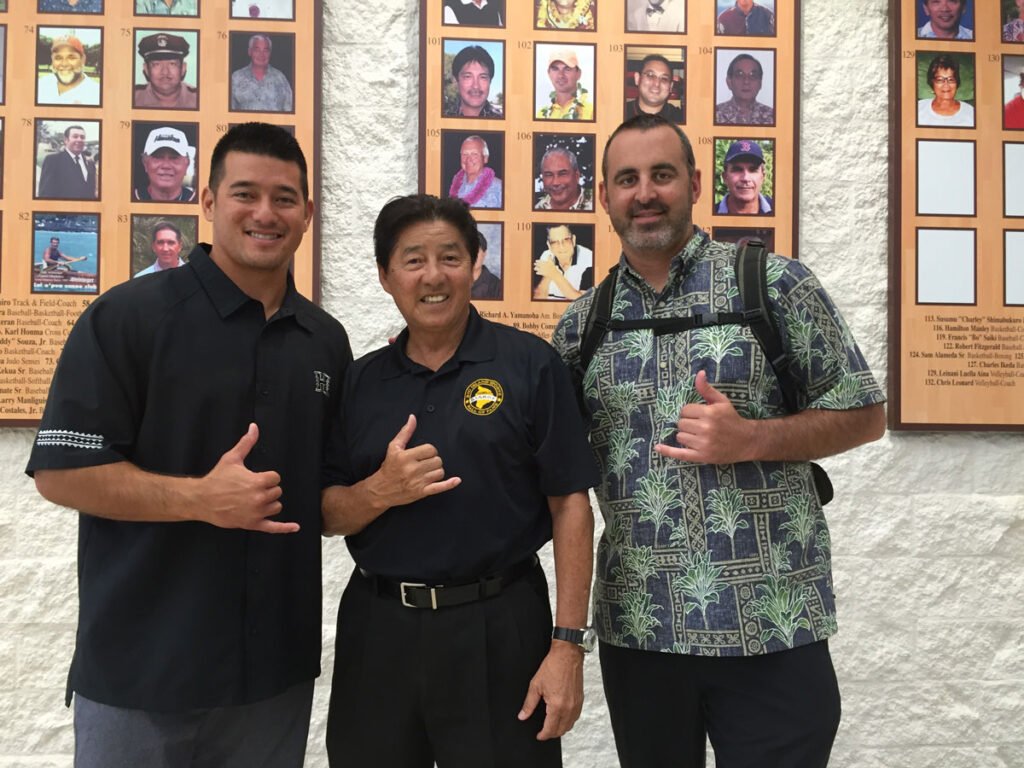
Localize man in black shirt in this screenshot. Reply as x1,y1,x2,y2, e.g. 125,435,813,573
322,194,597,768
27,123,351,767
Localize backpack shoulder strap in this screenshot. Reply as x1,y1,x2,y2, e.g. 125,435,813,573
736,239,798,413
578,264,618,375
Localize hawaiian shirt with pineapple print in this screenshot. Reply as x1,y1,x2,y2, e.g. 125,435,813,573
552,229,885,656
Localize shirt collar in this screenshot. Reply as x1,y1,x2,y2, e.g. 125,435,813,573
380,305,495,379
187,244,313,331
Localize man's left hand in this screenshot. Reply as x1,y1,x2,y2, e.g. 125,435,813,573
654,370,756,464
517,642,584,741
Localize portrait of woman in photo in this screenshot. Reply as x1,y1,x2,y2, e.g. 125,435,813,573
535,0,596,30
917,53,975,128
1005,0,1024,42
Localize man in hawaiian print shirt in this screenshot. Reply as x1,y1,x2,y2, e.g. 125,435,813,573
552,114,886,768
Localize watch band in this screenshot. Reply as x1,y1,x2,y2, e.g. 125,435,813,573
552,625,596,652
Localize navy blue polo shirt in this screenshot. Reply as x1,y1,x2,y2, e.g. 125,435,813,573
26,244,352,712
325,306,598,583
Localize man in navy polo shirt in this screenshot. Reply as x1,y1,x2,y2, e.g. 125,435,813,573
322,194,598,768
27,123,351,767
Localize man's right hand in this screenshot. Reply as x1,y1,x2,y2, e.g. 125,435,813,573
198,423,295,534
371,414,461,509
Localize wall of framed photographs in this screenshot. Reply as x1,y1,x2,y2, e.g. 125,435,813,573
419,0,799,340
890,0,1024,429
0,0,320,426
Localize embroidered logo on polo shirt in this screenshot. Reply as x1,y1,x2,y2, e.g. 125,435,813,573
463,378,503,416
313,370,331,396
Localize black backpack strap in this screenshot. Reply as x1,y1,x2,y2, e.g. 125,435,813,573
578,264,618,376
736,239,833,505
736,238,797,413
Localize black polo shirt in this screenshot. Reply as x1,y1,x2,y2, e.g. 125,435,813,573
26,244,352,712
325,307,598,583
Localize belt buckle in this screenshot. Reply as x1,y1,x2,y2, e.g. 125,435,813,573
400,581,439,610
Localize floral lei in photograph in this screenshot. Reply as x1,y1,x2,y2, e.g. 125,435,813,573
536,0,596,30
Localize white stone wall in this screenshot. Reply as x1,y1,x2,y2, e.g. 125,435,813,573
3,1,1023,766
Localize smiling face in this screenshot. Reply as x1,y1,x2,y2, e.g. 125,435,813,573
546,225,576,266
600,124,701,262
637,59,672,110
151,227,183,269
144,57,186,97
201,150,312,280
51,45,85,86
142,147,190,197
249,37,271,68
64,128,86,154
378,219,480,343
459,138,487,182
456,60,491,115
923,0,964,37
722,159,765,206
548,60,582,102
930,66,959,102
540,152,582,210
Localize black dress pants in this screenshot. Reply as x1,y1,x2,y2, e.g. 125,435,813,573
326,563,562,768
600,640,841,768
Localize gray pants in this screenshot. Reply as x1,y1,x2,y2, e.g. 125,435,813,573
74,680,314,768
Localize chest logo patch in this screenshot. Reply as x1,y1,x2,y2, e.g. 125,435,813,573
463,378,504,416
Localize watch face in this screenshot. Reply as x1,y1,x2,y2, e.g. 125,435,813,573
581,627,597,653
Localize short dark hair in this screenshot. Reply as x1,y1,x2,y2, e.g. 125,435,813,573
727,53,763,80
927,54,960,87
64,125,85,139
452,45,495,81
50,237,60,243
374,194,480,270
151,221,182,243
477,229,488,253
209,122,309,201
601,113,696,180
639,54,672,73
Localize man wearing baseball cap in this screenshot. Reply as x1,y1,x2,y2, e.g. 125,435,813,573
716,139,773,215
37,34,101,106
135,33,198,109
134,126,197,202
538,48,593,120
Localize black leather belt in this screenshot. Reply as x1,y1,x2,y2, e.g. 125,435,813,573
359,555,538,610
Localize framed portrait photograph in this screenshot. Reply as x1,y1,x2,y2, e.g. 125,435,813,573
534,42,596,122
713,137,775,216
1005,0,1024,43
31,213,100,295
471,221,504,301
916,228,976,305
916,51,975,128
228,31,295,114
714,47,775,126
231,0,294,19
1005,230,1024,305
36,26,103,107
531,222,595,301
625,0,685,33
133,29,199,110
623,46,685,124
532,132,595,212
441,129,505,210
535,0,596,31
916,139,975,216
715,0,776,36
34,118,100,201
0,25,6,105
131,121,199,203
915,0,974,41
135,0,199,16
1004,56,1024,130
711,226,775,252
442,0,505,27
38,0,103,14
1006,142,1024,217
130,214,198,278
442,39,504,119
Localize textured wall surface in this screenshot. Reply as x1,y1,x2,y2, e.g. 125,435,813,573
3,1,1023,766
